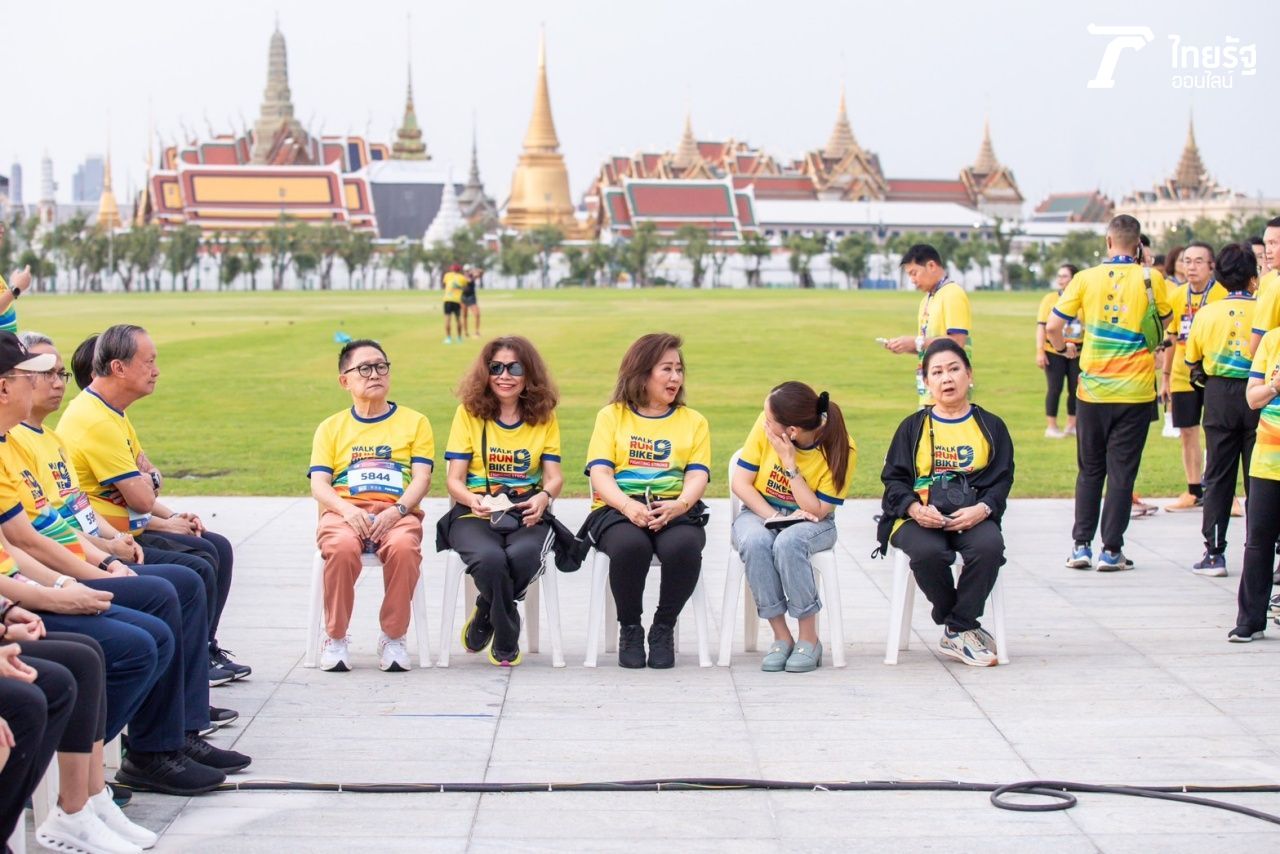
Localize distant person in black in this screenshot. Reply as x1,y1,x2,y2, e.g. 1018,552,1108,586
462,267,482,340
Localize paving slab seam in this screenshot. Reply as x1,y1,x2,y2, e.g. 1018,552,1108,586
468,667,517,851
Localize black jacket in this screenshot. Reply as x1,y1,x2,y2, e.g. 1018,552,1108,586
874,404,1015,556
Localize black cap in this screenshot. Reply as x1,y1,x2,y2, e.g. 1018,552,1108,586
0,332,55,375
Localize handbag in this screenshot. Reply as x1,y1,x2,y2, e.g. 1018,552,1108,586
482,422,523,534
925,411,979,516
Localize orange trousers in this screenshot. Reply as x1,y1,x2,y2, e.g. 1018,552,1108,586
316,500,423,639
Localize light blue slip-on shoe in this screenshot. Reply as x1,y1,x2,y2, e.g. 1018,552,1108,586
784,640,823,673
761,640,794,672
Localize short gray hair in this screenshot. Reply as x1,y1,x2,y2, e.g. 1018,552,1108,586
93,324,148,378
17,331,53,350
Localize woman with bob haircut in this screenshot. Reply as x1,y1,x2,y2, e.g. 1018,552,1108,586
440,336,563,667
581,333,710,669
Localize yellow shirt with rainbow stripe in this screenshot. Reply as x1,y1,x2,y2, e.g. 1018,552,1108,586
1165,281,1227,393
585,403,710,511
0,272,16,334
1250,270,1280,336
8,422,104,538
891,408,990,536
1038,291,1082,351
1184,294,1256,380
0,432,85,559
915,280,971,403
55,389,152,536
736,412,854,511
1053,261,1173,404
309,403,434,504
444,405,561,496
1249,329,1280,481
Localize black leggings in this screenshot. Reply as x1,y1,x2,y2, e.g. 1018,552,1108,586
17,632,107,752
448,516,551,650
0,649,75,840
599,522,705,626
1045,351,1080,418
1238,476,1280,632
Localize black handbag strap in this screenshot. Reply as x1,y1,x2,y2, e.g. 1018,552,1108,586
481,421,492,494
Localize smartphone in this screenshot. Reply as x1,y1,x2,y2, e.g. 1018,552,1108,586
644,486,654,510
875,337,890,346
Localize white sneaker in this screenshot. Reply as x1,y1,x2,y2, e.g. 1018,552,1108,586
378,632,410,672
90,788,157,850
1044,426,1066,439
320,635,351,672
37,804,142,854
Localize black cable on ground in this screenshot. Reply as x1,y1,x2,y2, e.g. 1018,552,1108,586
205,778,1280,827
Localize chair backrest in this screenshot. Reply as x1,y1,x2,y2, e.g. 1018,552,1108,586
728,449,744,519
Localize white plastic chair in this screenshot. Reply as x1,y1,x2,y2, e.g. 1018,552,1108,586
437,545,565,668
303,550,431,668
583,548,712,668
884,546,1008,665
717,450,846,667
10,811,25,854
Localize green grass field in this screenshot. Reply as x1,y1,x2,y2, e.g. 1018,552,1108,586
19,288,1191,499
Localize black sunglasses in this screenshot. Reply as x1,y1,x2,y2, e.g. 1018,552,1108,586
488,361,525,377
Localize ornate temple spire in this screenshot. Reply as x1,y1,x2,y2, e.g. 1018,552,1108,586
458,118,498,224
672,112,701,170
972,115,999,175
1174,115,1206,192
503,29,576,233
424,171,465,247
391,61,429,160
250,23,299,163
97,130,122,231
521,29,561,153
823,85,858,160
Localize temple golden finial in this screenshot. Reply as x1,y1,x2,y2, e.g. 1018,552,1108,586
673,112,700,170
972,114,998,175
503,28,576,233
521,27,561,152
823,84,858,160
1174,112,1205,192
97,127,123,231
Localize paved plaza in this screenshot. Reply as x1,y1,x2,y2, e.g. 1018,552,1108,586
24,497,1280,852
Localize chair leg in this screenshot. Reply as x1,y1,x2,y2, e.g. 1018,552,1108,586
33,761,57,828
884,549,913,665
742,579,759,653
717,552,745,666
411,560,432,669
525,582,541,654
583,551,610,667
604,583,618,654
10,809,26,854
690,574,712,667
815,551,846,668
104,734,122,769
990,573,1010,665
304,551,325,668
437,551,465,667
540,554,566,668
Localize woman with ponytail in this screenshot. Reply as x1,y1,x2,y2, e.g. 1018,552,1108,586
730,382,856,672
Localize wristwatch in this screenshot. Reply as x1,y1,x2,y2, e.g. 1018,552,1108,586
394,502,408,517
914,335,925,353
783,466,800,480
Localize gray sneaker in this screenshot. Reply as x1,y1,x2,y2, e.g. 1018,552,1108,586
939,628,997,667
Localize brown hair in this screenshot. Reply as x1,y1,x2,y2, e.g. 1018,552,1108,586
766,381,851,493
456,336,558,425
1163,245,1184,279
608,332,686,409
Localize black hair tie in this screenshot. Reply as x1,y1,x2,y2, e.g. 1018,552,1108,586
817,391,830,416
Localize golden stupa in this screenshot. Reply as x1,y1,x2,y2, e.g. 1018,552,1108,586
96,149,123,231
502,31,580,234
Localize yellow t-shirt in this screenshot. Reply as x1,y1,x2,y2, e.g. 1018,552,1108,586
915,280,972,403
1165,281,1227,392
1185,294,1256,380
1054,261,1173,404
444,405,561,495
0,432,85,559
55,389,152,536
585,402,711,510
736,412,854,511
0,272,16,335
442,272,467,304
1037,291,1082,351
8,422,103,538
1249,330,1280,480
1250,270,1280,336
891,408,991,536
309,403,434,504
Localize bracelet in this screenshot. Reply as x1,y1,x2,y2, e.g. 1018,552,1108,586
674,497,690,510
53,575,72,588
98,557,115,572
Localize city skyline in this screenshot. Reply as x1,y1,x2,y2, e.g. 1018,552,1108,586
6,0,1274,210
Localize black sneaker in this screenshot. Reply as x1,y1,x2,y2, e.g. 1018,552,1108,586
618,624,646,669
210,645,252,680
116,750,225,795
208,664,234,688
209,707,239,728
647,623,676,669
183,732,251,773
462,603,495,653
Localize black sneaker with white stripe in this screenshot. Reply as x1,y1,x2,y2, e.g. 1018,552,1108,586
210,644,251,680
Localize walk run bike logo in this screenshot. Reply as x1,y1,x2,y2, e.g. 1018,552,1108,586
1086,24,1257,90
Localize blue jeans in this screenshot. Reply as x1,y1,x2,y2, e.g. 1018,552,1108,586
732,508,837,620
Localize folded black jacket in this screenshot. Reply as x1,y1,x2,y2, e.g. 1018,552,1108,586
874,404,1015,556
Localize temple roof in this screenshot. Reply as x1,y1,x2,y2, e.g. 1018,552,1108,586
1174,116,1206,193
823,86,858,160
972,116,998,175
672,113,701,171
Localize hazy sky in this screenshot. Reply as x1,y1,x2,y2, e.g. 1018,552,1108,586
5,0,1276,208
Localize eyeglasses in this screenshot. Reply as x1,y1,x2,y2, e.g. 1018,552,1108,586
38,369,71,383
342,361,391,378
488,361,525,377
0,372,36,384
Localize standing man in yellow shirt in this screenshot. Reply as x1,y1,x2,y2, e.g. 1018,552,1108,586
1047,215,1173,571
1163,242,1226,511
441,264,467,344
1248,217,1280,355
883,244,971,405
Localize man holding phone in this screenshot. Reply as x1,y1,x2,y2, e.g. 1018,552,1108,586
882,244,971,405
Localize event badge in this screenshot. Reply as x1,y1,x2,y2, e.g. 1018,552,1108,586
915,364,927,397
1179,315,1193,341
58,492,101,537
1065,318,1082,340
127,506,152,533
348,459,405,497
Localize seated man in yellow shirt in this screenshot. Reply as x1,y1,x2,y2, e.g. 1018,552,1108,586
309,339,434,672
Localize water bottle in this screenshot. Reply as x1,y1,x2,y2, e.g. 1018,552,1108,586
363,514,377,554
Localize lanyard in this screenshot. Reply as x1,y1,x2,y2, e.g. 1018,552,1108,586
1104,255,1136,264
920,278,951,338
